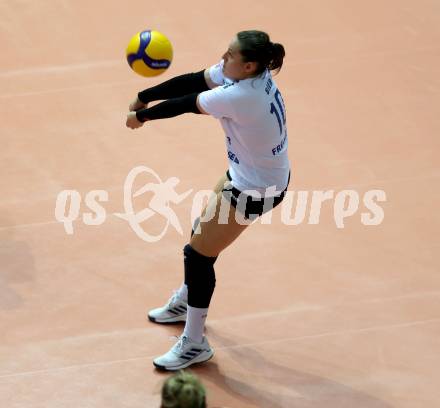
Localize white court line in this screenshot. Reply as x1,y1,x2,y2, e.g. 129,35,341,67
1,45,438,79
0,317,438,380
0,220,62,231
0,50,194,79
0,60,121,78
3,290,437,345
1,46,439,99
214,291,440,323
219,318,440,348
2,290,436,345
0,78,143,99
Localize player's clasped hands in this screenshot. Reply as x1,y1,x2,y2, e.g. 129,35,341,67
129,96,146,112
126,97,147,129
126,112,144,129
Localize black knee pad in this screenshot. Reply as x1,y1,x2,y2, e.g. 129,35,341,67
183,244,216,308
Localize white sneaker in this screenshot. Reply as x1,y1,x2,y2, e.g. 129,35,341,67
153,335,214,371
148,291,187,324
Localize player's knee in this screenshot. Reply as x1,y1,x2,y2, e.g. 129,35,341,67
184,244,216,308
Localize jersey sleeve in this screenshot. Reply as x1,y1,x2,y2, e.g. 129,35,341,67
198,84,236,120
208,60,225,86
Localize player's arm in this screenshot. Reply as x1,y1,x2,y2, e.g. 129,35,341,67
204,68,219,90
126,69,215,127
129,70,210,112
195,69,218,114
127,86,235,129
126,89,215,127
196,95,208,115
125,68,227,128
132,93,203,125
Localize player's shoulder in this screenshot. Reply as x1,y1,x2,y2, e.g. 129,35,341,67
214,72,274,104
211,80,240,98
222,82,235,90
218,82,249,106
232,75,272,101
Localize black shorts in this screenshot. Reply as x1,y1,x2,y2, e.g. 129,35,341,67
221,170,291,221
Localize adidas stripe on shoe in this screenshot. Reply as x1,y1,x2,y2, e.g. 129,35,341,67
148,291,187,324
153,335,214,371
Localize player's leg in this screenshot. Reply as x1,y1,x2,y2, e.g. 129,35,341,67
147,171,230,325
190,190,251,256
177,171,230,298
183,190,250,341
153,173,290,370
179,178,251,343
153,191,252,370
190,171,230,238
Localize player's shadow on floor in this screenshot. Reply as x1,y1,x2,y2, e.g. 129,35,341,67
193,327,392,408
0,216,35,310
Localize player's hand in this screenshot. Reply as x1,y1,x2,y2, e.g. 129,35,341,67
129,96,146,112
126,111,145,129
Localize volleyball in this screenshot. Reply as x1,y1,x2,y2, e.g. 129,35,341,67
126,30,173,77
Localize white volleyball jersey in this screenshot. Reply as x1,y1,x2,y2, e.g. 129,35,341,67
198,59,291,197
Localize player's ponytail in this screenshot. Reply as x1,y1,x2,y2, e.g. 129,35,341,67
237,30,285,76
267,42,285,73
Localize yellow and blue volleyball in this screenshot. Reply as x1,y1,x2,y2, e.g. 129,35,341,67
126,30,173,77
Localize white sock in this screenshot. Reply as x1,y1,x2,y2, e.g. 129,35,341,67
176,283,188,301
183,305,208,343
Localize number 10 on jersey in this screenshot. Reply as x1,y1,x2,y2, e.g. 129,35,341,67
270,89,286,136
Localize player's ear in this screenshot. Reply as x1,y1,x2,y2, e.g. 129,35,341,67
245,61,257,73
